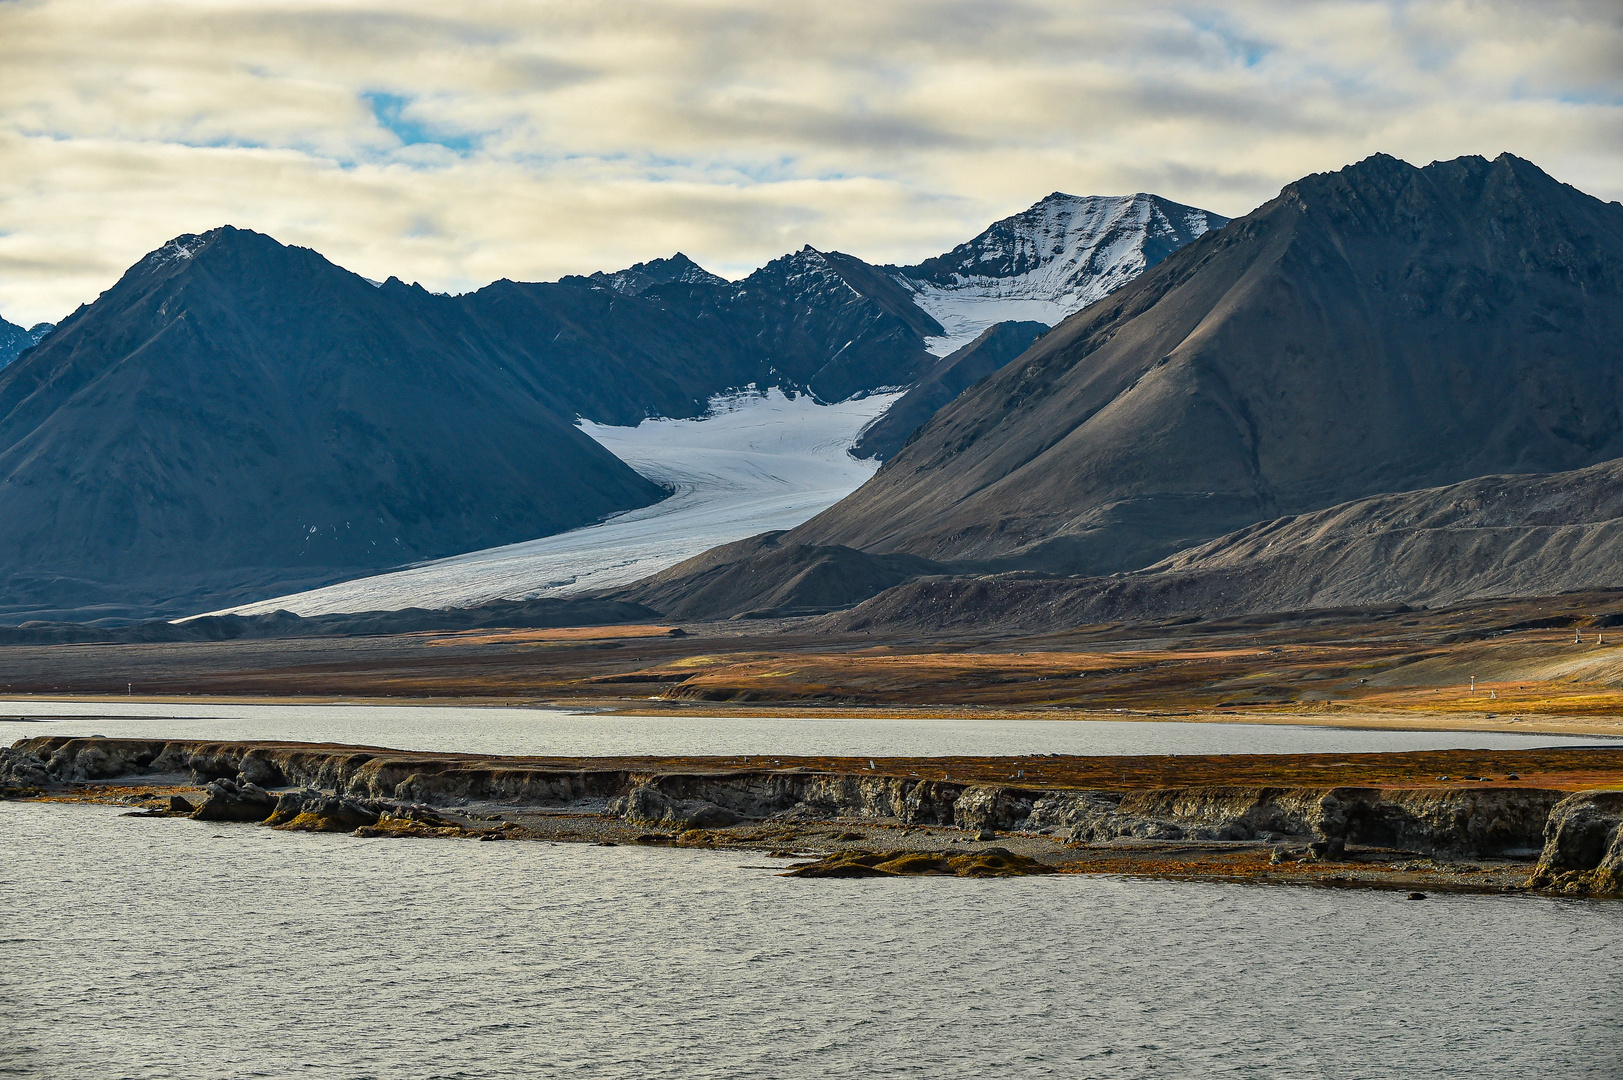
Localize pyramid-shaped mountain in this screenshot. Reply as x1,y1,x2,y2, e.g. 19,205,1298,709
789,153,1623,575
890,192,1227,352
0,227,666,617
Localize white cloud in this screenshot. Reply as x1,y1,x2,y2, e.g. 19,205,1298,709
0,0,1618,324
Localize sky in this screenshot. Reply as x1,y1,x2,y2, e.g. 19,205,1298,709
0,0,1619,326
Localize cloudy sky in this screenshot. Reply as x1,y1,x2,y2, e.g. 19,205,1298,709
0,0,1618,325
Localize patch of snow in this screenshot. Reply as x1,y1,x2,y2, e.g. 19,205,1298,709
203,387,900,617
142,234,207,268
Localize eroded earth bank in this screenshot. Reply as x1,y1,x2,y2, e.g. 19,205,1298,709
5,736,1622,895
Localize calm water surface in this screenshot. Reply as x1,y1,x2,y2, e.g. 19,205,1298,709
2,801,1620,1079
0,700,1609,758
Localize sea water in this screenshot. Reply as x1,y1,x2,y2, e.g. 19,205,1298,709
0,701,1610,759
2,801,1620,1079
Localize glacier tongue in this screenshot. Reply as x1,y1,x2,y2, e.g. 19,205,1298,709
898,192,1226,355
204,388,899,618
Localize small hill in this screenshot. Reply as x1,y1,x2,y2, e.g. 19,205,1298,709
603,531,948,621
818,456,1623,635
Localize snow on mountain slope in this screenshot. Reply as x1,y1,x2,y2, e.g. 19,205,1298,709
208,389,899,617
897,193,1227,354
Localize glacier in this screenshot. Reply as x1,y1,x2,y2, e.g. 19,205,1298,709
207,388,900,618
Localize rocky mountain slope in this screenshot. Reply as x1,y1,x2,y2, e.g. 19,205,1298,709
432,244,942,426
891,192,1226,353
0,228,666,619
791,153,1623,579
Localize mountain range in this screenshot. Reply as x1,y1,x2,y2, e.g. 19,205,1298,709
0,190,1211,619
620,153,1623,624
790,153,1623,571
19,151,1616,631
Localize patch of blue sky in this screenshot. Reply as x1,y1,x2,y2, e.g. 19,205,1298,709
363,91,481,154
1555,90,1623,108
1182,12,1272,69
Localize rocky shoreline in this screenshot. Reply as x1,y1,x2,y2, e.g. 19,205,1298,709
5,736,1621,894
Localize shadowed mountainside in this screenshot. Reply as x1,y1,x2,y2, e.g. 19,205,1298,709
0,229,667,619
790,153,1623,577
853,320,1049,461
0,231,967,619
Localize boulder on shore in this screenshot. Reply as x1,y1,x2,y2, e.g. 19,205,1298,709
190,778,277,822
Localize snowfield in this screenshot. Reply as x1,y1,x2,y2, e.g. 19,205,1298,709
210,388,900,617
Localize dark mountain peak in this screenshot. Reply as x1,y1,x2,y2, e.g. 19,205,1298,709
590,252,726,296
1279,152,1420,207
118,226,306,293
743,245,839,287
134,225,284,271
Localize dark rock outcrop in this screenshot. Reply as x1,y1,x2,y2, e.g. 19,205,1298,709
613,786,741,829
1027,785,1561,855
0,744,52,790
190,777,277,822
1529,791,1623,896
271,794,383,833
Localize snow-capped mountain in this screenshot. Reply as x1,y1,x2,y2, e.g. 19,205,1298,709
0,317,54,369
893,193,1227,353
